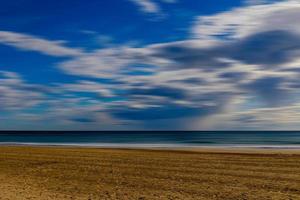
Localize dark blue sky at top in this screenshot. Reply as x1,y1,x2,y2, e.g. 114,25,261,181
1,0,299,130
0,0,241,39
0,0,242,84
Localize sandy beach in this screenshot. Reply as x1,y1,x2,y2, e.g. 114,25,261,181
0,146,300,199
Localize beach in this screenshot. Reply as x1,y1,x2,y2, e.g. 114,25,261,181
0,146,300,199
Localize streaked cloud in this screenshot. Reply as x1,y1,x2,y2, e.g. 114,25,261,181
128,0,176,16
0,71,45,110
2,0,300,129
59,80,115,98
192,0,300,42
0,31,84,57
128,0,161,14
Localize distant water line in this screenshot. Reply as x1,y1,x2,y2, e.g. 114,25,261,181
0,131,300,148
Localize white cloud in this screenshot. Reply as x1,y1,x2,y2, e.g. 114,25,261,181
192,0,300,42
0,31,84,57
60,80,115,98
3,0,300,129
59,45,171,78
128,0,160,14
0,71,45,110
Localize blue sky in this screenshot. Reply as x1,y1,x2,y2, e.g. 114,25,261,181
1,0,300,130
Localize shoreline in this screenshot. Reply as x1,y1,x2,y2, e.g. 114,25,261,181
1,141,300,147
1,143,300,154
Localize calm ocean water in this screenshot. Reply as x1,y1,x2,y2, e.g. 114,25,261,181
1,131,300,148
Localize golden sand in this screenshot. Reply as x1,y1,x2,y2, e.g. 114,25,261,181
0,146,300,199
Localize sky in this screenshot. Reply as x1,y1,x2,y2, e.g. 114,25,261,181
1,0,300,130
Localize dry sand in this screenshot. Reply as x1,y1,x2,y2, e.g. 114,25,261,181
0,146,300,199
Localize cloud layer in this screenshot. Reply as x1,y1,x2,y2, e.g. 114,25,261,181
2,0,300,130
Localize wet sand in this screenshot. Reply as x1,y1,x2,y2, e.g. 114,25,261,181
0,146,300,199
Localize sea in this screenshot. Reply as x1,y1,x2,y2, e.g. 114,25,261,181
0,131,300,148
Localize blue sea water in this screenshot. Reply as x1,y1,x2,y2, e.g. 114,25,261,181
0,131,300,148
